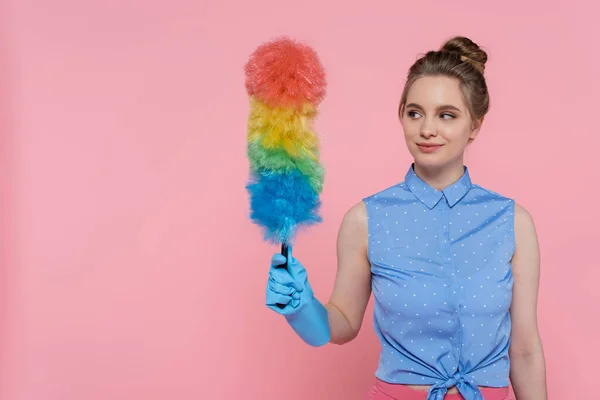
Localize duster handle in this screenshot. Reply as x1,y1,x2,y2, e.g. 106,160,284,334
281,243,289,268
276,243,290,309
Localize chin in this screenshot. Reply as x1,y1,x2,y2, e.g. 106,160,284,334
412,153,447,169
410,144,460,170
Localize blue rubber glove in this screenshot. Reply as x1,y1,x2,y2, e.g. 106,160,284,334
266,247,330,347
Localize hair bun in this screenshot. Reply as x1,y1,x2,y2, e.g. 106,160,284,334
441,36,487,74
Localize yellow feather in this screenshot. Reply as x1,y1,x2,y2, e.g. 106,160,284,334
247,97,320,160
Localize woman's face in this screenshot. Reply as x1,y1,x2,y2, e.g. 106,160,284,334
400,76,481,170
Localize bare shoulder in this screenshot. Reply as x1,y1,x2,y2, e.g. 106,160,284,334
512,202,540,272
337,202,368,246
341,201,368,228
514,203,538,242
514,202,534,227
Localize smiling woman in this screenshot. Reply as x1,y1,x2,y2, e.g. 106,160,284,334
264,35,548,400
397,37,489,186
401,76,481,173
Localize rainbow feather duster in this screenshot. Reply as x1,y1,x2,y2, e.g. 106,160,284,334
244,37,327,248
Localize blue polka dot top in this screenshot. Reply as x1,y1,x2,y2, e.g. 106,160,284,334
363,164,515,400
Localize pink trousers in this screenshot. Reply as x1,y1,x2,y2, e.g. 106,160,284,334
366,378,514,400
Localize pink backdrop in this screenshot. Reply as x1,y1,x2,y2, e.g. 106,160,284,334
2,0,599,399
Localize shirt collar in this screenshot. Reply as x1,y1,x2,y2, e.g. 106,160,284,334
404,163,472,209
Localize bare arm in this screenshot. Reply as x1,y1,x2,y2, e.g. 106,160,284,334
325,201,372,345
509,203,548,399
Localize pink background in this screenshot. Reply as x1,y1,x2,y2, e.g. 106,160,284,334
2,0,599,399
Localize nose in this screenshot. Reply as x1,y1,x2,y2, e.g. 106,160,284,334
420,118,437,138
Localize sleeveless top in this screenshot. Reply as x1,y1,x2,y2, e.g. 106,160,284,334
363,164,515,400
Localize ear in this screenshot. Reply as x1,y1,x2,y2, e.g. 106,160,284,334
468,117,484,142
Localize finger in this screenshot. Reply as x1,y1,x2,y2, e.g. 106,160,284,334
271,253,287,267
266,291,292,307
268,279,297,296
284,245,304,280
286,255,308,284
269,268,302,291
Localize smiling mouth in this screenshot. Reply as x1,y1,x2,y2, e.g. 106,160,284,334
416,143,443,153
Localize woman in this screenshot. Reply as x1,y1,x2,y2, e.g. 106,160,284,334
265,36,548,400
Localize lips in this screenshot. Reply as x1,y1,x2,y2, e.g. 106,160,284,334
416,143,443,153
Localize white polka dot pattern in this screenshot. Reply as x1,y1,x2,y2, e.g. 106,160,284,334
363,165,515,400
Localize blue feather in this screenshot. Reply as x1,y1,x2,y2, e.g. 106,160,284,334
246,168,322,245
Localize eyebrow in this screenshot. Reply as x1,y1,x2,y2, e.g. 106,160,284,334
405,103,462,112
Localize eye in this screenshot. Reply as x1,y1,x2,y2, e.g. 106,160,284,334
407,110,421,119
440,113,456,120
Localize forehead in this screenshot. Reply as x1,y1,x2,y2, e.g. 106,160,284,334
406,76,466,109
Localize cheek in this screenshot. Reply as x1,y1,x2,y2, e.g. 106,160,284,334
439,123,472,144
401,120,419,139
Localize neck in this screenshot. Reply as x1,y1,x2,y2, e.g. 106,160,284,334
413,160,465,191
